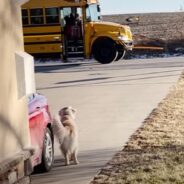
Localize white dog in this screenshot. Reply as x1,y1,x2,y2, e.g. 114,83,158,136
52,107,79,166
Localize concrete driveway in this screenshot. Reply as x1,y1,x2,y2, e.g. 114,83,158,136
31,57,184,184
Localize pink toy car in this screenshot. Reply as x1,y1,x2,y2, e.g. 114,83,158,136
28,93,54,172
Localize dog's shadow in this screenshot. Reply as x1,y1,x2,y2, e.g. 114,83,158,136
54,158,78,167
54,157,66,167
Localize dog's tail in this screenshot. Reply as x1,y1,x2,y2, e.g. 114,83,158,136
52,115,65,144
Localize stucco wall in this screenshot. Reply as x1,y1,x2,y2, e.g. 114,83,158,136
103,12,184,53
0,0,30,160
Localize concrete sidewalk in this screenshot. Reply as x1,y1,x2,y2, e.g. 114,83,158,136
32,57,184,184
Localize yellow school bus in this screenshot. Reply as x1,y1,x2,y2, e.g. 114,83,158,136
22,0,133,64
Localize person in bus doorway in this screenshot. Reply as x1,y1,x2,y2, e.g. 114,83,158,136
64,15,72,40
71,13,82,46
64,13,76,39
69,13,76,26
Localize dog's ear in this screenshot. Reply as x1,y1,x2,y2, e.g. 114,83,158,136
68,106,77,114
72,108,77,114
58,108,64,116
58,109,61,116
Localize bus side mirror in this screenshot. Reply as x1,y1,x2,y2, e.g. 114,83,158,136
97,5,101,12
98,16,102,20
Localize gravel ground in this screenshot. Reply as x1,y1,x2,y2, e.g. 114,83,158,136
90,72,184,184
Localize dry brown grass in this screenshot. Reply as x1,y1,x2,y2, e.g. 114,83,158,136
90,73,184,184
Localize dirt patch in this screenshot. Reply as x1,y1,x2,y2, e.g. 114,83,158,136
90,73,184,184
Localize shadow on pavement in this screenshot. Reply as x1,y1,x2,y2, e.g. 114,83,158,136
37,71,179,91
35,63,83,73
31,148,118,184
35,59,184,74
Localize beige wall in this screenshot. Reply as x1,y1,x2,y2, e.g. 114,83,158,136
0,0,30,159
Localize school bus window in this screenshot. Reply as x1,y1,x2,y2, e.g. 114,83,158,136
21,9,29,25
30,8,44,25
45,8,60,24
86,4,101,22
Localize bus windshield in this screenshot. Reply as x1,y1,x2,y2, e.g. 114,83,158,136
86,4,101,22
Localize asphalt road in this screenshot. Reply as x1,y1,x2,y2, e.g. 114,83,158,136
31,57,184,184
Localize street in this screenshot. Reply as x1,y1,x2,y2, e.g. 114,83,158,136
32,57,184,184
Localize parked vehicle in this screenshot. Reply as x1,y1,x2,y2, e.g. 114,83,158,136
28,93,54,172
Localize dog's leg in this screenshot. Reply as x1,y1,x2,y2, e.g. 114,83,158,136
73,150,79,165
60,146,70,166
65,153,70,166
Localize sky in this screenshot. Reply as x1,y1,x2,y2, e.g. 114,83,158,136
100,0,184,15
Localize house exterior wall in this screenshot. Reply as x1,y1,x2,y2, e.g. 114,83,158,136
0,0,30,160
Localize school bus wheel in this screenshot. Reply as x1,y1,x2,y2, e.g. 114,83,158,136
115,49,126,61
92,38,118,64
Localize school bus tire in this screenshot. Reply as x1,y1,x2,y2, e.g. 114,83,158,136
92,38,118,64
115,49,126,61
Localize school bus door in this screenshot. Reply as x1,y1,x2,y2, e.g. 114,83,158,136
60,7,84,60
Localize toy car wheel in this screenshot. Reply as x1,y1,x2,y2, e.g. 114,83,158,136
37,128,54,172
